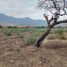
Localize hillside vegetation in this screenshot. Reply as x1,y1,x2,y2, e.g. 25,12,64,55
0,27,67,45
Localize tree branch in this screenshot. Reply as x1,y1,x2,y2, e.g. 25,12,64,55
43,14,50,26
51,19,67,27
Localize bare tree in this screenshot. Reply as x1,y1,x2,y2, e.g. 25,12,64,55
35,0,67,47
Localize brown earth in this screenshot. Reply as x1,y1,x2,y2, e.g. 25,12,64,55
0,33,67,67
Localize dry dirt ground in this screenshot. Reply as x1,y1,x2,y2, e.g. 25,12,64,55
0,33,67,67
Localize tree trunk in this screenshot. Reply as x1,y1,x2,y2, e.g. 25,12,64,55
34,27,52,47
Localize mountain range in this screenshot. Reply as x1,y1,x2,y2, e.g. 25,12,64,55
0,13,47,27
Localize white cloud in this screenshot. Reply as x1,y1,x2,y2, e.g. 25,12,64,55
0,0,67,21
0,0,43,19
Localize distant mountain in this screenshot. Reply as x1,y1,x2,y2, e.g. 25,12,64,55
0,13,47,27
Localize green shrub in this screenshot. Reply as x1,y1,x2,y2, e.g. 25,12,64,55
3,28,12,36
7,26,17,28
24,36,36,45
54,29,65,39
48,34,55,39
4,32,12,36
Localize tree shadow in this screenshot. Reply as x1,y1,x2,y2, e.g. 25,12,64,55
42,40,67,49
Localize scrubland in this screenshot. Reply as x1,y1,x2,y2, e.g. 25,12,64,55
0,27,67,67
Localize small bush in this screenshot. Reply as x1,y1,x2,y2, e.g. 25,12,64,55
47,34,55,39
54,29,65,39
3,28,12,36
24,36,36,45
4,32,12,36
7,26,17,28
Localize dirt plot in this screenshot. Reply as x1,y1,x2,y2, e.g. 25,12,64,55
0,33,67,67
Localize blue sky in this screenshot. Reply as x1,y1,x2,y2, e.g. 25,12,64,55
0,0,45,19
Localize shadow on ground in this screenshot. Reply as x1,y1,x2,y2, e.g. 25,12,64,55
42,40,67,49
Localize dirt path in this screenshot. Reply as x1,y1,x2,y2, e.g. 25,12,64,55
0,36,67,67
